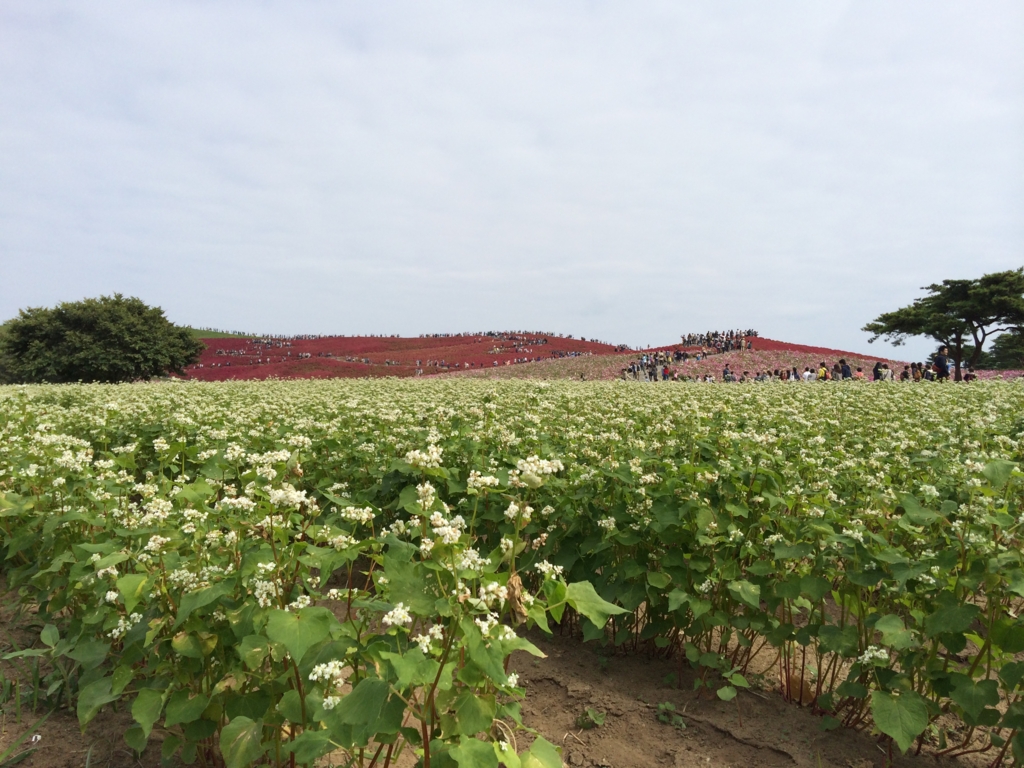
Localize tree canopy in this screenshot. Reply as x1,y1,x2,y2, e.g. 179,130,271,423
863,268,1024,381
0,295,204,384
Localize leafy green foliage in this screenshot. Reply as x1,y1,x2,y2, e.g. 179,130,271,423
0,378,1022,765
0,294,203,383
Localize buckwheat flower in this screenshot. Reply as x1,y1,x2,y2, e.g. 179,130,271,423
420,538,435,555
413,633,432,654
919,484,939,499
52,477,66,488
144,535,171,553
535,560,564,579
322,695,342,711
383,602,412,627
467,471,500,490
475,613,499,635
417,482,436,510
287,595,312,611
309,660,349,686
842,528,865,544
857,645,889,665
597,517,616,531
479,581,508,607
696,579,714,594
105,591,119,603
406,445,443,469
456,549,488,572
506,673,520,688
153,437,170,452
504,502,520,522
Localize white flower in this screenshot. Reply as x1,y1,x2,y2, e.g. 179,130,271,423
507,673,520,687
287,594,312,611
322,695,342,710
467,471,500,490
417,482,437,510
105,591,119,603
535,560,564,579
478,581,508,607
144,535,171,553
857,645,889,665
383,602,412,627
406,445,443,469
597,517,616,531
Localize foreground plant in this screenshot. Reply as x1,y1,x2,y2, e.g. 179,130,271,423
0,378,1022,762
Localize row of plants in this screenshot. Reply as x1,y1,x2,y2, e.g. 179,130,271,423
0,379,1022,764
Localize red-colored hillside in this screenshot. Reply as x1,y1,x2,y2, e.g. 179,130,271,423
183,333,908,382
183,333,628,381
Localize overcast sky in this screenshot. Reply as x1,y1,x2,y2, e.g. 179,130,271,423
2,2,1022,357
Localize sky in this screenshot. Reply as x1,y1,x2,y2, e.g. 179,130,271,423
2,2,1022,359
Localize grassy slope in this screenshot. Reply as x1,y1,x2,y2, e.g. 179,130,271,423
187,328,253,339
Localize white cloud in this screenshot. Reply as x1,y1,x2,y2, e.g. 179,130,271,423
1,1,1021,360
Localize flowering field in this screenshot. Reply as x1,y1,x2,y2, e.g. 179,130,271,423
1,380,1023,765
184,333,620,381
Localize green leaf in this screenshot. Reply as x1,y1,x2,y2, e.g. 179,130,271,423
77,677,119,726
521,737,562,768
647,572,671,589
870,690,929,753
265,607,333,663
800,576,832,602
875,615,916,651
566,581,627,627
164,689,210,727
66,639,110,670
726,580,760,609
220,717,265,768
454,691,496,736
667,589,689,612
925,604,980,637
950,675,999,722
283,731,333,763
238,635,270,670
717,686,737,701
117,574,149,616
332,678,389,725
174,582,231,629
898,494,939,525
451,737,499,768
124,725,147,753
381,648,440,689
983,460,1017,489
40,624,59,648
1000,661,1024,692
131,688,164,738
773,543,812,560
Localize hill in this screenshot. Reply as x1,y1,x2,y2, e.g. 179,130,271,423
183,332,624,381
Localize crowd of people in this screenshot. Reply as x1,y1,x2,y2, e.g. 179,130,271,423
622,344,981,383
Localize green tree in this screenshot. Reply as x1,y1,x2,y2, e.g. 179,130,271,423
978,330,1024,370
863,269,1024,381
0,295,204,384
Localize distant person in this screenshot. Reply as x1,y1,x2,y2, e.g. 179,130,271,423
853,367,864,380
934,347,950,380
840,359,852,379
873,362,883,381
